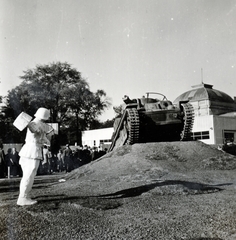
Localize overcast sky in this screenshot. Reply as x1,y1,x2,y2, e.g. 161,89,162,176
1,0,236,121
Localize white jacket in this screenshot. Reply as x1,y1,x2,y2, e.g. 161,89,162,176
19,118,54,160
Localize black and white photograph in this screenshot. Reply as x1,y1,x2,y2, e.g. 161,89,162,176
1,0,236,239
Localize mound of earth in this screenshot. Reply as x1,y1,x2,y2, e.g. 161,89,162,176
1,141,236,240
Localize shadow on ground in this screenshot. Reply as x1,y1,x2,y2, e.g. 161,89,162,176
96,180,231,199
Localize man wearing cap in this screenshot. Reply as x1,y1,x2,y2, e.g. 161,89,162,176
17,107,54,206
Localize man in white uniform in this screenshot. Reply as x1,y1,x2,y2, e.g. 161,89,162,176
17,107,54,206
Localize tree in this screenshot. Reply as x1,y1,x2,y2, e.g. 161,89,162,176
5,62,111,146
113,105,123,117
89,119,114,130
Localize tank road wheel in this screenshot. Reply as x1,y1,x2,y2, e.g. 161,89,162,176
180,103,194,140
125,108,140,144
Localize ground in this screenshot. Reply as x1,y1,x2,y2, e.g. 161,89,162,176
1,141,236,240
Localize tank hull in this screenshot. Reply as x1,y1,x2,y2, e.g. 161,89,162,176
108,93,194,152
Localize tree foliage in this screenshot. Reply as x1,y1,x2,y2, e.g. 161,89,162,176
113,104,123,117
4,62,111,145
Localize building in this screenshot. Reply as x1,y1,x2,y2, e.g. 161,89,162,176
173,83,236,145
82,127,113,149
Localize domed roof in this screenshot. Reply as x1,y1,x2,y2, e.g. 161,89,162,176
173,83,235,104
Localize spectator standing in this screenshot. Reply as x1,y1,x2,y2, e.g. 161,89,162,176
0,144,6,178
51,153,58,173
47,148,53,174
11,147,21,177
91,147,99,161
6,148,20,177
73,148,81,169
82,145,91,165
98,146,106,159
5,148,13,177
57,149,64,172
77,146,84,167
63,144,73,173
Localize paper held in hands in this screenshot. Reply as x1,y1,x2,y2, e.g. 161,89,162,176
13,112,33,131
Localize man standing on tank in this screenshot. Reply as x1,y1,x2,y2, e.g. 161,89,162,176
17,107,54,206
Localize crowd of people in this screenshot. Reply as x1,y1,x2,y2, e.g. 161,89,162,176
0,143,107,178
38,144,107,175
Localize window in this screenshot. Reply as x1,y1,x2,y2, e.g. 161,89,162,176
100,139,112,144
192,131,210,140
224,131,234,143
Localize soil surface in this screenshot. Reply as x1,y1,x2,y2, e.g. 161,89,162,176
1,141,236,240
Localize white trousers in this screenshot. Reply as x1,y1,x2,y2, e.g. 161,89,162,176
18,157,40,198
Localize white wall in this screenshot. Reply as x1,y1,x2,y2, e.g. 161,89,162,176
82,127,114,147
192,115,215,144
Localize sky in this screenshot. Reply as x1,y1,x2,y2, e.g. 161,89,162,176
1,0,236,121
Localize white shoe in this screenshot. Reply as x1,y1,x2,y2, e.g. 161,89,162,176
17,197,38,206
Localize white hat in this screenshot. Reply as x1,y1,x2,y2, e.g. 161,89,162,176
34,108,50,120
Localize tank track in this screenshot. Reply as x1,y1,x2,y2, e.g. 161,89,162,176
180,103,194,140
108,108,139,152
126,108,140,144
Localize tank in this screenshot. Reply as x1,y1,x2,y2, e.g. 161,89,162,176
108,92,194,152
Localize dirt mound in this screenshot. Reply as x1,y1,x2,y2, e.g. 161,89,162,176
62,141,236,196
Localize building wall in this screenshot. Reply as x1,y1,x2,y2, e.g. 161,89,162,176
189,97,236,145
191,100,210,117
213,116,236,144
82,127,114,148
191,115,215,144
191,114,236,145
190,99,236,117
